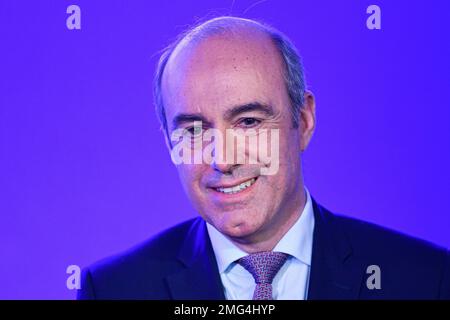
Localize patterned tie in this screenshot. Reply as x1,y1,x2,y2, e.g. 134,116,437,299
238,251,289,300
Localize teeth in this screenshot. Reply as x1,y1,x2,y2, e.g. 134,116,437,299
216,178,256,194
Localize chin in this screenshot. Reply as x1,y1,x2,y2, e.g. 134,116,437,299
215,214,263,239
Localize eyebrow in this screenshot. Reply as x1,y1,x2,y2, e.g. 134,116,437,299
224,102,275,121
171,113,212,130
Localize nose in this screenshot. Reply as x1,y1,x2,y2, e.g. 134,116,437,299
211,160,239,175
209,130,240,174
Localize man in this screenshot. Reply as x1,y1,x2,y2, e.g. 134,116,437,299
78,16,450,300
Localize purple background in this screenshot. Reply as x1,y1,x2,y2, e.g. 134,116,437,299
0,1,449,299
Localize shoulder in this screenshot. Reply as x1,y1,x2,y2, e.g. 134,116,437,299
331,211,448,262
322,207,450,298
78,217,202,299
92,217,199,270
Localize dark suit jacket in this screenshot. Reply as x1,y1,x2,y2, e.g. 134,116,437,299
77,198,450,299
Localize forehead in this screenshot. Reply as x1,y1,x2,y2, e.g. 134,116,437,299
162,31,288,124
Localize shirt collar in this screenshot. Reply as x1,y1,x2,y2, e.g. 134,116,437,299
206,187,315,273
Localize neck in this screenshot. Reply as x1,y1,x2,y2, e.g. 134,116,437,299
228,186,307,253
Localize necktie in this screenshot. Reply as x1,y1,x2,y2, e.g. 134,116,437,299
238,251,289,300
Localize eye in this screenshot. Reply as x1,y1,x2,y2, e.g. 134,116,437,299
238,118,261,128
186,125,203,137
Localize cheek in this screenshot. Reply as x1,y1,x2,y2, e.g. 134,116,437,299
279,131,301,166
265,137,301,193
177,165,204,196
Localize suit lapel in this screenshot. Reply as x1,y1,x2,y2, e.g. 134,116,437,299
307,198,365,300
165,217,226,300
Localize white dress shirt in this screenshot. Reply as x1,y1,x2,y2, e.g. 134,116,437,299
206,188,315,300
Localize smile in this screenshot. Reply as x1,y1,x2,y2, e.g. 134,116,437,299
214,178,257,195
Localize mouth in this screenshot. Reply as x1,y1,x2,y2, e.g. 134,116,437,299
211,177,258,195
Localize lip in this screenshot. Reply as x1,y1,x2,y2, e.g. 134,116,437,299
207,177,259,198
207,176,259,189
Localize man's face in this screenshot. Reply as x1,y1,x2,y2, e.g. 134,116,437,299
162,32,314,243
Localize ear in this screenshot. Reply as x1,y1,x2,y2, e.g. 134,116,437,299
299,90,316,152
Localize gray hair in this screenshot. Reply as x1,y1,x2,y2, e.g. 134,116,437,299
153,16,306,137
